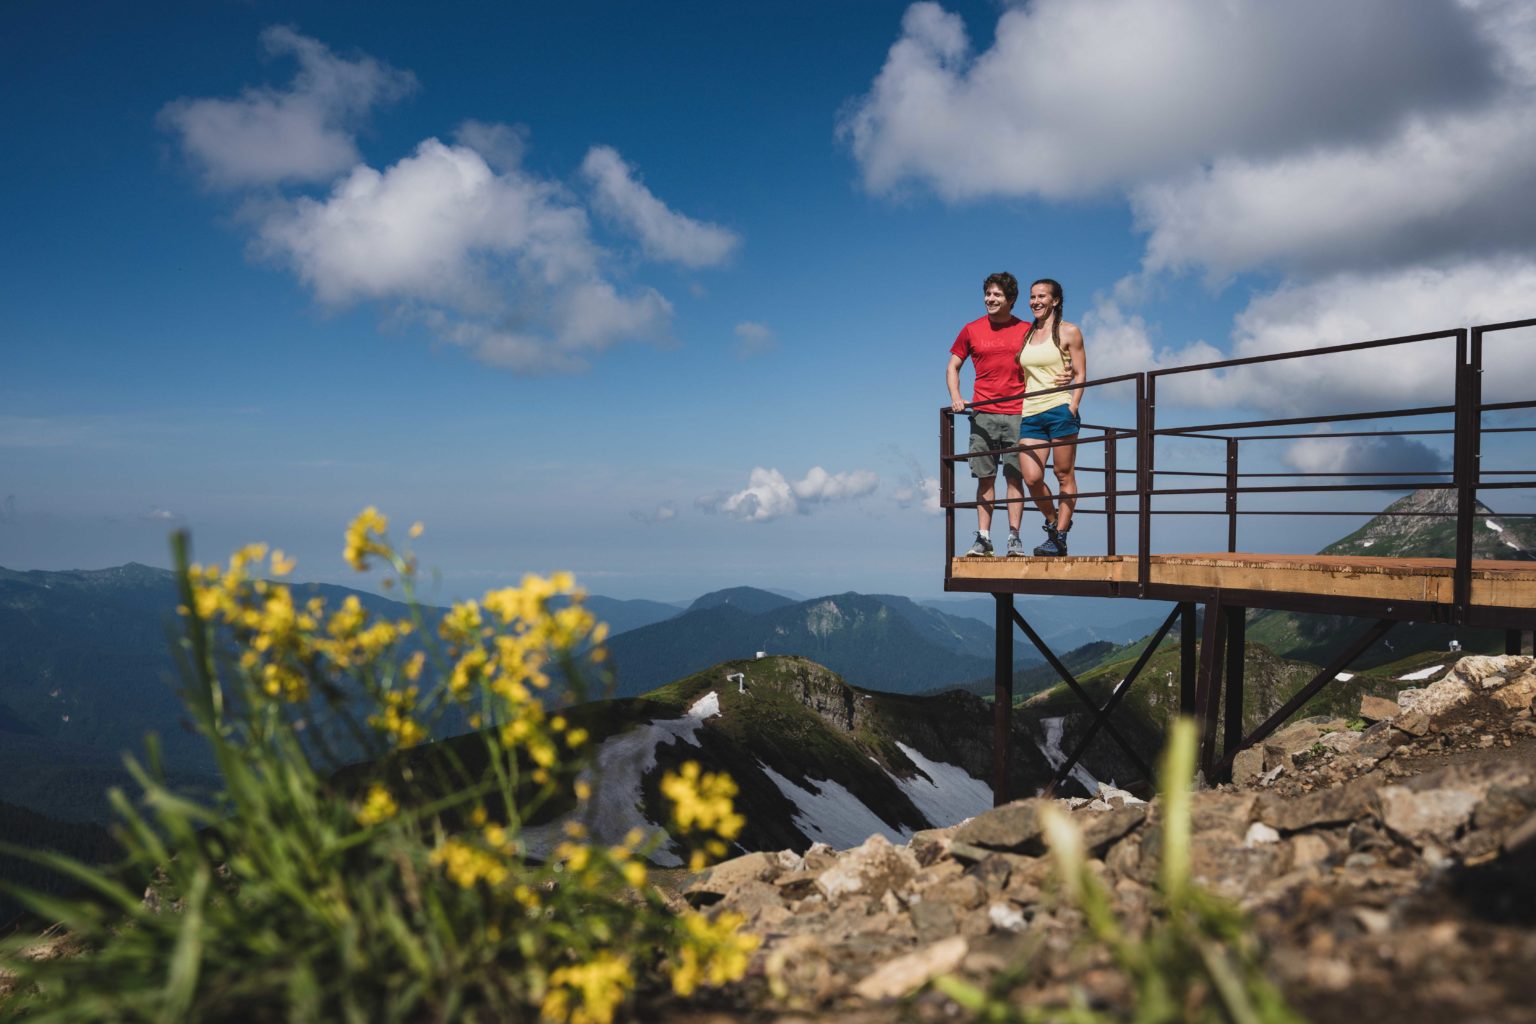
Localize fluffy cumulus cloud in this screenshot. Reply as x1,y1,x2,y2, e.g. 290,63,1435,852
841,0,1492,201
700,467,879,522
162,30,733,373
1134,0,1536,281
580,146,739,267
850,1,1536,421
159,26,416,189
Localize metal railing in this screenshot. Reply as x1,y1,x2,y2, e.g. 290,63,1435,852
940,317,1536,621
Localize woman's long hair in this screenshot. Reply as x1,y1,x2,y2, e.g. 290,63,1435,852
1031,278,1069,370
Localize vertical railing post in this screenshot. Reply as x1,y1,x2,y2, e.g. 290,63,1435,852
1226,438,1239,552
1453,329,1474,623
1138,374,1153,596
941,408,956,579
1104,433,1118,557
993,593,1014,806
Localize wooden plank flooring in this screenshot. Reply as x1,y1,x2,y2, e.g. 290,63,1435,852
951,552,1536,607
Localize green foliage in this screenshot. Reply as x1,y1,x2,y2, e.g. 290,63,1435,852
936,719,1303,1023
0,514,754,1023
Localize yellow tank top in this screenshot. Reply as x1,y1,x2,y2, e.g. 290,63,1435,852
1018,336,1072,417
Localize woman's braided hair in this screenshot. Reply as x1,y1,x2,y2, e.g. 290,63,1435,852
1031,278,1069,372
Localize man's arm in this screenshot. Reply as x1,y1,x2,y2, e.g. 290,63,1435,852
947,353,967,413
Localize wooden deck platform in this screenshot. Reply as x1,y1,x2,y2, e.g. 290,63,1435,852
951,552,1536,619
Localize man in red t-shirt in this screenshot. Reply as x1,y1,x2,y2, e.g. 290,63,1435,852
947,272,1031,557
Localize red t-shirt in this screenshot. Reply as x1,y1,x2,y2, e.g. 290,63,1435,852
950,315,1030,415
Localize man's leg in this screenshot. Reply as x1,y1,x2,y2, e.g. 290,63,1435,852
975,475,996,534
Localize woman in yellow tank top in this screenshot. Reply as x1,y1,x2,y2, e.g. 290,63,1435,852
1017,278,1087,556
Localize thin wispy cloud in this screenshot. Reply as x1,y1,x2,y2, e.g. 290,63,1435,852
580,145,739,267
733,321,776,358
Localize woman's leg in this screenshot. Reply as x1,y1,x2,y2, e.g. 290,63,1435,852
1018,435,1057,525
1053,435,1079,532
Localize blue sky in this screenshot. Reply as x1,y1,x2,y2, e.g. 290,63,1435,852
4,0,1536,603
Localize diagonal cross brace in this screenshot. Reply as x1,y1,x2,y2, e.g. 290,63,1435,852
1012,608,1153,783
1043,602,1184,796
1213,617,1396,779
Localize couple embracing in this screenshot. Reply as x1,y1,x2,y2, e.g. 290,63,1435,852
946,272,1086,558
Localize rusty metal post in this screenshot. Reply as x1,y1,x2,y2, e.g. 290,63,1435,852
1138,374,1152,596
1453,329,1474,624
1226,438,1239,552
1192,598,1227,778
1105,433,1117,556
941,408,956,575
993,592,1014,806
1180,602,1197,714
1222,606,1246,780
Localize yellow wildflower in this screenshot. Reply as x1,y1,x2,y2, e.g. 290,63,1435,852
343,506,390,571
355,783,398,826
541,953,632,1024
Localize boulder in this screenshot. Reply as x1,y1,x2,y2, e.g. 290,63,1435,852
1359,694,1400,722
815,834,919,904
951,798,1047,855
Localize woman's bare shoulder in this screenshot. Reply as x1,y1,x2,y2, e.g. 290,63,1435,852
1060,320,1084,341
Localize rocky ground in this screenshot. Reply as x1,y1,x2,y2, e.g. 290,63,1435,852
667,655,1536,1023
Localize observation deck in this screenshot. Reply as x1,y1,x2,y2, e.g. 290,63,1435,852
941,318,1536,800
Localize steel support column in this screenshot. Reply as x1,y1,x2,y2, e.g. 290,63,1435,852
1221,606,1246,783
993,592,1014,807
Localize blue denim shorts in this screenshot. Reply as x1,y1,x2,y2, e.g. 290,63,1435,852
1019,404,1080,440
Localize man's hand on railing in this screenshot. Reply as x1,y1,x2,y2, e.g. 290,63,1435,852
951,397,968,413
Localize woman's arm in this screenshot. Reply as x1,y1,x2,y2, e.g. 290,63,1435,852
1063,323,1086,415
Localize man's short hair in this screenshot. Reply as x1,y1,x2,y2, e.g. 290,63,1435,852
983,272,1019,305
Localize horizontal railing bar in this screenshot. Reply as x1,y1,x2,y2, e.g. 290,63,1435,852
1152,481,1459,497
957,370,1146,412
1148,329,1458,379
1157,403,1454,436
1474,316,1536,334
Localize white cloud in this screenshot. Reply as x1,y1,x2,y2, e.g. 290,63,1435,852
1133,2,1536,281
580,145,739,267
254,137,672,371
733,321,776,358
893,477,940,516
700,466,880,522
630,503,679,525
793,466,879,503
1282,433,1449,487
842,0,1492,200
1220,258,1536,413
159,26,416,189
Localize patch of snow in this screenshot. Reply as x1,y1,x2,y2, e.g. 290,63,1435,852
1506,539,1522,549
1486,519,1504,532
758,762,912,850
521,690,721,867
1036,717,1101,795
1361,539,1375,548
887,742,992,828
1335,671,1354,682
1397,664,1446,682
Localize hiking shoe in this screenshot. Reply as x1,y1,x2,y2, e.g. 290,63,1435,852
964,532,994,557
1033,523,1069,557
1006,531,1026,557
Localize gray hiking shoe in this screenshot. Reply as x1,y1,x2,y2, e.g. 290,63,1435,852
1006,531,1026,557
1033,523,1069,557
964,532,994,557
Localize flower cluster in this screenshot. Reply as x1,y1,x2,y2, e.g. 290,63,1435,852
661,761,746,870
29,508,759,1024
